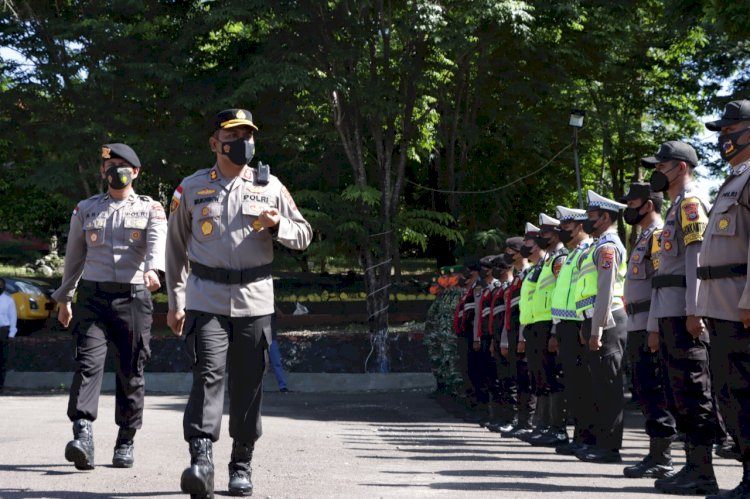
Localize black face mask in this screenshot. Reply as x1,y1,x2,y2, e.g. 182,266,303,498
623,202,647,225
502,253,515,266
649,163,679,193
220,137,255,166
535,235,551,249
0,287,4,294
519,245,533,258
558,227,574,244
105,166,133,190
718,127,750,161
582,217,599,235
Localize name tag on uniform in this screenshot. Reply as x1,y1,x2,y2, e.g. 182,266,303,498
124,217,148,229
84,218,105,230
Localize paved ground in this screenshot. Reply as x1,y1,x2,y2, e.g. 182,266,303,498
0,389,744,498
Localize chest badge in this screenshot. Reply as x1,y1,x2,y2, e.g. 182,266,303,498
632,254,640,262
252,219,264,232
718,217,730,231
90,233,98,243
201,206,210,217
131,231,141,241
664,241,673,251
197,188,216,196
632,265,639,275
201,220,214,237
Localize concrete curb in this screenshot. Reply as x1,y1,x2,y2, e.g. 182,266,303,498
4,371,436,393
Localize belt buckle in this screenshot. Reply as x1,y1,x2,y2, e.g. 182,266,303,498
227,270,241,285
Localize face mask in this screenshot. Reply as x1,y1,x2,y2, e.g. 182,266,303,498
535,235,551,249
558,227,574,244
220,137,255,166
718,127,750,161
106,166,133,190
649,163,679,193
623,202,648,225
502,253,514,266
519,245,533,258
582,217,599,235
0,287,4,294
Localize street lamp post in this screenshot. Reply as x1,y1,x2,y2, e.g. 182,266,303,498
569,110,585,209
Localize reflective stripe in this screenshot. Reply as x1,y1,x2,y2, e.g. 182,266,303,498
551,307,578,319
463,303,476,310
575,295,596,310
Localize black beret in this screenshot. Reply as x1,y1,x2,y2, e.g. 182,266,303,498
505,236,524,252
101,143,141,168
214,108,258,131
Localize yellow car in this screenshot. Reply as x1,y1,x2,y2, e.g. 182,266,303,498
2,277,56,334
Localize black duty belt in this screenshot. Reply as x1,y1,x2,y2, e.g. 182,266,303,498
189,260,272,285
80,280,146,294
626,300,651,316
697,263,748,280
652,275,686,289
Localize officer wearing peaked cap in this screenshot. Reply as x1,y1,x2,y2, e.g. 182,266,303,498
620,181,677,480
166,108,312,497
572,189,628,463
641,140,720,495
698,100,750,498
549,205,594,455
53,143,167,471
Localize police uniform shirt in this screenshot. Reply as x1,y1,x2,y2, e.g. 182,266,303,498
53,192,167,303
588,228,626,337
697,162,750,321
500,264,530,348
166,165,312,318
647,182,709,331
624,221,661,332
0,292,17,338
473,278,500,341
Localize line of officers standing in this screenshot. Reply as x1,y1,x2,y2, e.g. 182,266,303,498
445,100,750,498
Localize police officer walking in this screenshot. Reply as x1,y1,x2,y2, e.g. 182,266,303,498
641,141,719,495
166,109,312,498
620,182,677,479
53,143,167,470
699,100,750,498
573,190,628,463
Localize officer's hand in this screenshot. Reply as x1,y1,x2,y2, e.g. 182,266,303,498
501,346,509,358
143,270,161,292
489,340,496,356
739,308,750,329
516,341,525,354
647,331,660,353
548,336,559,353
686,315,705,338
167,309,186,337
589,335,602,352
58,303,73,328
259,208,280,228
473,340,481,352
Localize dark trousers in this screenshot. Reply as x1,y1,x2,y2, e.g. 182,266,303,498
658,316,716,446
581,309,627,450
493,335,517,423
0,326,9,388
706,319,750,461
183,311,270,444
508,325,536,426
626,329,677,439
557,320,594,444
67,282,152,429
467,336,498,405
456,334,472,398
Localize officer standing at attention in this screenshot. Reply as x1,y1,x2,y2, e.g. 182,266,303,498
573,190,628,463
454,261,480,420
641,141,718,496
166,109,312,498
620,182,677,479
548,206,593,456
0,278,18,392
699,100,750,498
53,143,167,470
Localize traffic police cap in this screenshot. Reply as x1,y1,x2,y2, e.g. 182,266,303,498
705,100,750,131
505,236,525,251
524,222,540,239
586,189,626,213
101,143,141,168
556,205,588,222
214,108,259,131
641,140,698,168
538,213,560,230
621,181,664,203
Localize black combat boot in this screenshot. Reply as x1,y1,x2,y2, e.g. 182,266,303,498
64,419,95,470
532,392,568,447
228,440,254,496
181,437,214,499
112,427,136,468
715,439,742,461
706,460,750,499
655,443,718,495
623,437,675,478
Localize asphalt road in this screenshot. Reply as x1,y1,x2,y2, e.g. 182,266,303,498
0,389,743,498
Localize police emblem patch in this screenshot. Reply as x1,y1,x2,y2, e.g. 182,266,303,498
632,254,640,262
102,147,111,159
632,266,639,275
252,219,264,232
664,241,673,251
132,231,141,240
210,169,218,181
90,233,98,243
719,217,730,231
236,110,246,119
683,202,700,221
201,220,213,236
201,206,210,217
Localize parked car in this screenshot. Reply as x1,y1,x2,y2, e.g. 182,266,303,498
1,276,57,334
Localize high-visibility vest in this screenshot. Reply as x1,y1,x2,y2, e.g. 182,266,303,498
550,243,589,321
574,234,626,315
531,249,568,322
520,262,543,325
